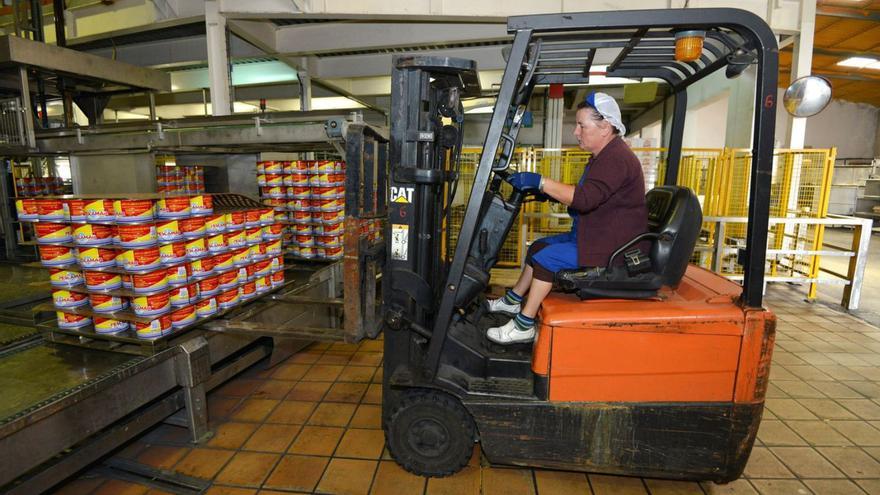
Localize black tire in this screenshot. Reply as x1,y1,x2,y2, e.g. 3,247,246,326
385,389,476,477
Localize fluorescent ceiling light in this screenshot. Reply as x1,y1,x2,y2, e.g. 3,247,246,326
837,57,880,69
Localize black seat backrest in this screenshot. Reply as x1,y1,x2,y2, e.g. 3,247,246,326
646,186,703,288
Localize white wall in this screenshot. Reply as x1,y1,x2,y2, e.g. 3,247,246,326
682,92,729,149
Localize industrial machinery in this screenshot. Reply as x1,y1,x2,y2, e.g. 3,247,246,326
382,9,783,481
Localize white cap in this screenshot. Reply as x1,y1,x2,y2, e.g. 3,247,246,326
586,92,626,135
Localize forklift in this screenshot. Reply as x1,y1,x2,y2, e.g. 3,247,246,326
381,8,828,482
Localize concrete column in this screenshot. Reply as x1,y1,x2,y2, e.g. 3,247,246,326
786,0,817,149
299,69,312,111
205,0,232,116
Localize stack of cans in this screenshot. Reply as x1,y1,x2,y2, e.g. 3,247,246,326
15,176,65,197
257,160,346,260
157,165,206,195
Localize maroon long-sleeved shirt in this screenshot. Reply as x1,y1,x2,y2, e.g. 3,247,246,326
569,136,649,267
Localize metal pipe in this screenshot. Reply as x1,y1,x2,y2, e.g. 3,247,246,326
52,0,65,47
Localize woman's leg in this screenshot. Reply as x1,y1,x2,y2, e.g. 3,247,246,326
512,264,533,297
520,278,552,319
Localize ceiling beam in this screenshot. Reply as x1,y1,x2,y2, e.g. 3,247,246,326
817,5,880,22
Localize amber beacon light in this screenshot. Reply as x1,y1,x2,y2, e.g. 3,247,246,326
674,30,706,62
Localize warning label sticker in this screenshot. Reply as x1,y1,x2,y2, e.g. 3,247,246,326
391,224,409,261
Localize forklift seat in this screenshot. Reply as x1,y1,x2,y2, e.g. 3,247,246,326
555,186,702,300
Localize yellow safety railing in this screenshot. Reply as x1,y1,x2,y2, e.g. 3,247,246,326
449,146,837,298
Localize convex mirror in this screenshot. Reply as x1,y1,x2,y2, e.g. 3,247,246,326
783,76,832,117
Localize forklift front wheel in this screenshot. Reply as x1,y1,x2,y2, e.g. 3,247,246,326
385,389,476,477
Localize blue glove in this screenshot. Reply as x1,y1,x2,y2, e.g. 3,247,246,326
506,172,542,192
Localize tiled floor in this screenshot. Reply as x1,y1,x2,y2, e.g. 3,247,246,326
52,283,880,495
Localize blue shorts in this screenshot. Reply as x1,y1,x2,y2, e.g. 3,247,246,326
525,231,580,282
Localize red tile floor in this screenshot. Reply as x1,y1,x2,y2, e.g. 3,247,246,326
53,284,880,494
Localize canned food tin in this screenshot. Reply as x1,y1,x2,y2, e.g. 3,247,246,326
315,198,343,211
316,235,342,248
218,270,239,290
84,199,115,222
225,230,247,249
288,187,311,199
73,223,113,246
85,271,122,290
39,245,76,266
290,209,312,224
262,224,284,240
249,243,267,261
15,198,39,221
124,274,136,289
57,311,92,329
117,224,158,248
36,198,68,221
266,239,282,256
114,199,155,222
311,172,331,187
135,315,172,339
171,305,197,328
231,248,250,267
243,210,259,228
245,227,262,245
287,198,309,211
79,247,117,269
131,292,171,317
157,196,191,219
49,268,84,287
196,297,218,317
122,246,162,271
166,263,191,286
185,237,208,259
292,160,310,173
295,235,314,247
311,186,341,199
255,275,271,294
263,161,282,174
292,223,312,235
198,275,220,297
35,222,73,244
66,199,86,222
133,270,168,293
225,211,245,231
213,251,234,271
256,174,267,186
289,173,310,186
53,289,89,308
207,233,227,253
297,246,316,259
90,293,126,313
324,246,344,260
190,256,215,278
169,283,198,306
265,174,283,187
315,160,335,173
320,210,345,224
330,173,346,186
321,222,344,236
280,161,293,175
255,259,272,277
270,255,284,273
217,288,240,310
205,214,226,234
180,217,206,239
160,241,187,265
94,316,129,334
156,219,182,242
271,270,285,287
190,195,213,215
315,247,326,258
240,281,257,300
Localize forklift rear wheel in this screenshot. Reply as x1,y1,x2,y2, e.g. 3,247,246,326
385,389,476,477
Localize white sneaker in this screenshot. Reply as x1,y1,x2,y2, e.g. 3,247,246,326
486,297,521,315
486,319,535,345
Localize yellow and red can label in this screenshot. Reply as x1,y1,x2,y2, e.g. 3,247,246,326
180,217,206,239
53,289,89,308
114,199,155,222
156,219,182,242
225,230,246,249
270,255,284,272
73,223,113,246
231,248,250,267
256,174,267,186
117,224,158,247
189,256,215,278
259,208,274,225
212,251,234,271
244,209,261,227
133,270,168,293
166,263,191,286
240,281,257,299
57,311,91,329
84,271,122,290
325,246,344,259
205,214,226,234
255,275,270,294
217,288,240,309
83,199,115,221
89,293,126,312
35,222,73,244
290,173,310,186
160,241,187,265
255,259,272,277
157,196,191,218
207,233,226,253
218,270,239,289
196,297,217,317
291,209,312,224
262,224,283,240
49,268,84,287
271,270,285,286
15,198,39,221
66,199,86,221
289,187,311,199
225,211,245,230
185,237,207,259
135,315,171,339
36,198,67,221
320,210,345,224
131,292,170,316
78,247,117,268
246,227,263,245
198,275,220,296
123,246,162,271
190,195,213,215
94,316,129,334
295,235,314,247
171,305,197,328
266,240,282,256
169,283,197,306
263,161,282,173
